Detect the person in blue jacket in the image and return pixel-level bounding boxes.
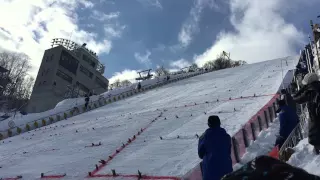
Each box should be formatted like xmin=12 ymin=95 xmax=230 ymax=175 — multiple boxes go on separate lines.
xmin=275 ymin=100 xmax=299 ymax=148
xmin=198 ymin=115 xmax=233 ymax=180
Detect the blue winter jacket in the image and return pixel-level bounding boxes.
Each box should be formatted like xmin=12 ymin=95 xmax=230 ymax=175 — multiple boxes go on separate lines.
xmin=279 ymin=105 xmax=299 ymax=138
xmin=198 ymin=127 xmax=233 ymax=180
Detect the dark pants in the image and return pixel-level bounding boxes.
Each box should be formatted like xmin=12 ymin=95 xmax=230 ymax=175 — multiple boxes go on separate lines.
xmin=314 ymin=145 xmax=320 ymax=155
xmin=85 ymin=102 xmax=88 ymax=108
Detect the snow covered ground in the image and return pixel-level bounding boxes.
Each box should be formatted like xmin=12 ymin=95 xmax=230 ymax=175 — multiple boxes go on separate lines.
xmin=0 ymin=71 xmax=197 ymax=132
xmin=234 ymin=117 xmax=280 ymax=170
xmin=288 ymin=138 xmax=320 ymax=177
xmin=0 ymin=57 xmax=296 ymax=179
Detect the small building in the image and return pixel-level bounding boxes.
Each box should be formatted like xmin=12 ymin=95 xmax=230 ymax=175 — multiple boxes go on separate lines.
xmin=27 ymin=38 xmax=109 ymax=113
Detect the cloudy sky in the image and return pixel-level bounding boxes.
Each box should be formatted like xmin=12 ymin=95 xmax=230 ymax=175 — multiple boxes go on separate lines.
xmin=0 ymin=0 xmax=319 ymax=83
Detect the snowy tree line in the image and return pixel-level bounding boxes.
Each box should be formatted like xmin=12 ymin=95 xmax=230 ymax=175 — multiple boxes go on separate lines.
xmin=202 ymin=54 xmax=247 ymax=70
xmin=109 ymin=79 xmax=133 ymax=89
xmin=111 ymin=54 xmax=247 ymax=89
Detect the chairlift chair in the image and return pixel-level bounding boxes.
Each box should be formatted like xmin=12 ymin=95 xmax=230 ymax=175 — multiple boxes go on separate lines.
xmin=135 ymin=69 xmax=153 ymax=81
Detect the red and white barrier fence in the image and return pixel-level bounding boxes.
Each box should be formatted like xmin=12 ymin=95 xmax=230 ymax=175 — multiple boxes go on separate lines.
xmin=182 ymin=94 xmax=280 ymax=180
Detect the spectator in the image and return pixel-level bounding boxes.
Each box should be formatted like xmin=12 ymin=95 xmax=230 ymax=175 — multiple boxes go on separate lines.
xmin=293 ymin=73 xmax=320 ymax=154
xmin=137 ymin=82 xmax=141 ymax=90
xmin=198 ymin=115 xmax=233 ymax=180
xmin=275 ymin=100 xmax=299 ymax=148
xmin=313 ymin=24 xmax=320 ymax=43
xmin=84 ymin=94 xmax=89 ymax=108
xmin=222 ymin=156 xmax=320 ymax=180
xmin=291 ymin=81 xmax=298 ymax=94
xmin=280 ymin=89 xmax=296 ymax=112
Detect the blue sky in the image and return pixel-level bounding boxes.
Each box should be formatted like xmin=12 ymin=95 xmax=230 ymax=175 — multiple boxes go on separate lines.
xmin=0 ymin=0 xmax=320 ymax=83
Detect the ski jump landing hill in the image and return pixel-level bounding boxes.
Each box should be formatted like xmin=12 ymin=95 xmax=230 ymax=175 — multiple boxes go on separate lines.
xmin=0 ymin=57 xmax=296 ymax=180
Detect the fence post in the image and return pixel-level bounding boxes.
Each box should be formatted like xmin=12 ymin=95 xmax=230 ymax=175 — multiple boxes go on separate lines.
xmin=250 ymin=122 xmax=257 ymax=141
xmin=276 ymin=98 xmax=280 ymax=106
xmin=273 ymin=102 xmax=278 ymax=117
xmin=242 ymin=128 xmax=249 ymax=147
xmin=232 ymin=137 xmax=240 ymax=163
xmin=257 ymin=116 xmax=263 ymax=131
xmin=264 ymin=111 xmax=269 ymax=128
xmin=268 ymin=107 xmax=274 ymax=122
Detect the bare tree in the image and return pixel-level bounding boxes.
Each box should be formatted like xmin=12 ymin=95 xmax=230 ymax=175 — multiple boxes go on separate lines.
xmin=155 ymin=66 xmax=169 ymax=77
xmin=0 ymin=51 xmax=31 ymax=96
xmin=202 ymin=55 xmax=247 ymax=71
xmin=202 ymin=60 xmax=215 ymax=69
xmin=19 ymin=76 xmax=34 ymax=99
xmin=0 ymin=51 xmax=34 ymax=110
xmin=112 ymin=79 xmax=121 ymax=88
xmin=189 ymin=63 xmax=198 ymax=71
xmin=120 ymin=79 xmax=132 ymax=87
xmin=214 ymin=56 xmax=232 ymax=70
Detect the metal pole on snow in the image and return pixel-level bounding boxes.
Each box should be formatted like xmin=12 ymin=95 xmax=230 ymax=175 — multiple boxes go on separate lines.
xmin=304 ymin=49 xmax=311 ymax=73
xmin=308 ymin=35 xmax=317 ymax=70
xmin=306 ymin=49 xmax=313 ymax=73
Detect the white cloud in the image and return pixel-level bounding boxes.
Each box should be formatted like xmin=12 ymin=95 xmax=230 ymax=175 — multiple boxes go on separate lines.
xmin=108 ymin=69 xmax=140 ymax=84
xmin=104 ymin=24 xmax=126 ymax=38
xmin=0 ymin=0 xmax=112 ymax=78
xmin=170 ymin=59 xmax=191 ymax=69
xmin=100 ymin=0 xmax=115 ymax=5
xmin=86 ymin=24 xmax=95 ymax=28
xmin=79 ymin=0 xmax=94 ymax=8
xmin=178 ymin=0 xmax=217 ymax=47
xmin=194 ymin=0 xmax=307 ymax=67
xmin=91 ymin=10 xmax=120 ymax=22
xmin=134 ymin=50 xmax=152 ymax=67
xmin=178 ymin=29 xmax=192 ymax=48
xmin=137 ymin=0 xmax=162 ymax=9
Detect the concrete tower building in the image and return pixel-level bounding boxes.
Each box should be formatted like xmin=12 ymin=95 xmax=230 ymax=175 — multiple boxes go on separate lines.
xmin=27 ymin=38 xmax=109 ymax=113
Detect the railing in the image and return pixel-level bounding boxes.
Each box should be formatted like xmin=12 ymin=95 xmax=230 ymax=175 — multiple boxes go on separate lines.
xmin=182 ymin=76 xmax=300 ymax=179
xmin=182 ymin=94 xmax=281 ymax=180
xmin=278 ymin=106 xmax=308 ymax=161
xmin=0 ymin=70 xmax=210 ymax=140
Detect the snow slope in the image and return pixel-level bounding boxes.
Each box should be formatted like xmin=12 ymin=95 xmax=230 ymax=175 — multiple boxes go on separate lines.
xmin=0 ymin=57 xmax=296 ymax=179
xmin=0 ymin=72 xmax=194 ymax=132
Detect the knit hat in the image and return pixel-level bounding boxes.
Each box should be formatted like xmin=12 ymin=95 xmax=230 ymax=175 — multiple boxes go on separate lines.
xmin=302 ymin=73 xmax=319 ymax=85
xmin=280 ymin=89 xmax=286 ymax=94
xmin=208 ymin=115 xmax=221 ymax=127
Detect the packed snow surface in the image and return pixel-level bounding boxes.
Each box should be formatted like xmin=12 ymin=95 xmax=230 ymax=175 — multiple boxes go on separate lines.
xmin=233 ymin=118 xmax=280 ymax=170
xmin=0 ymin=57 xmax=296 ymax=179
xmin=288 ymin=138 xmax=320 ymax=177
xmin=0 ymin=72 xmax=192 ymax=132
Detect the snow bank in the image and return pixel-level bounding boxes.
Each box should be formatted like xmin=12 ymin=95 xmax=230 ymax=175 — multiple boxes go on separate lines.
xmin=234 ymin=118 xmax=280 ymax=170
xmin=288 ymin=138 xmax=320 ymax=176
